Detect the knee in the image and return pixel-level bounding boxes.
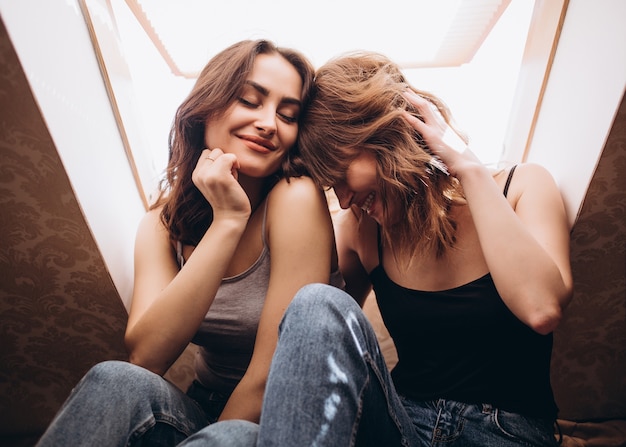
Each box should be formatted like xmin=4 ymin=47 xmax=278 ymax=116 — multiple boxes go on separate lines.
xmin=87 ymin=360 xmax=141 ymax=378
xmin=281 ymin=284 xmax=363 ymax=335
xmin=289 ymin=283 xmax=358 ymax=317
xmin=278 ymin=285 xmax=379 ymax=367
xmin=82 ymin=360 xmax=153 ymax=390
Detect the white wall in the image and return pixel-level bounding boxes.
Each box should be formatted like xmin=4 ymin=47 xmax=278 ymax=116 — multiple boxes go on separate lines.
xmin=0 ymin=0 xmax=147 ymax=309
xmin=525 ymin=0 xmax=626 ymax=225
xmin=1 ymin=0 xmax=624 ymax=301
xmin=404 ymin=0 xmax=534 ymax=167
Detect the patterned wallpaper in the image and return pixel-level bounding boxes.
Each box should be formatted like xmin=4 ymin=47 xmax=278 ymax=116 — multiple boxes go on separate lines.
xmin=0 ymin=17 xmax=128 ymax=443
xmin=0 ymin=13 xmax=624 ymax=447
xmin=550 ymin=91 xmax=626 ymax=421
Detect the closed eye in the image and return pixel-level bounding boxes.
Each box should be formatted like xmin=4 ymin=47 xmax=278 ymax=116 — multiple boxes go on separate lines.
xmin=239 ymin=97 xmax=299 ymax=124
xmin=238 ymin=97 xmax=258 ymax=108
xmin=278 ymin=111 xmax=298 ymax=123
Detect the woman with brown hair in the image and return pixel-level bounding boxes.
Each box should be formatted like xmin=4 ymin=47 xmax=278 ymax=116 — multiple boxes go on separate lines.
xmin=36 ymin=39 xmax=341 ymax=447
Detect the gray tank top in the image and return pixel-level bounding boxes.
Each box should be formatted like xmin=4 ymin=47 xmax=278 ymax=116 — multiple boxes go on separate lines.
xmin=177 ymin=201 xmax=344 ymax=394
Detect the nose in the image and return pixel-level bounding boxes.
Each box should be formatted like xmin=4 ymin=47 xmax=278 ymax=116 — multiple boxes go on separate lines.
xmin=255 ymin=107 xmax=277 ymax=137
xmin=333 ymin=184 xmax=353 ymax=209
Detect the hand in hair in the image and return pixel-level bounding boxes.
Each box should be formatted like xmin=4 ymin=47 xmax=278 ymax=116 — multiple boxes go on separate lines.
xmin=402 ymin=89 xmax=480 ymax=177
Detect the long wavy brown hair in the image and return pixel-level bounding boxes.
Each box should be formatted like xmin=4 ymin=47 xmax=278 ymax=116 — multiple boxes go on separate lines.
xmin=298 ymin=51 xmax=466 ymax=259
xmin=151 ymin=40 xmax=315 ymax=246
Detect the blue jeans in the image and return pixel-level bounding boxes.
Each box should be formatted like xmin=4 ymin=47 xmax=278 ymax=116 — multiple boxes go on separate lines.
xmin=35 ymin=360 xmax=216 ymax=447
xmin=182 ymin=283 xmax=558 ymax=446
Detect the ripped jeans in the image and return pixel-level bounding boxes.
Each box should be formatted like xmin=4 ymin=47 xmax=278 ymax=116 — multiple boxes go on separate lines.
xmin=180 ymin=283 xmax=558 ymax=447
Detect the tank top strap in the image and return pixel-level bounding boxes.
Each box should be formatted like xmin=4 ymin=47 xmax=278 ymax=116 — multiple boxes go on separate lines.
xmin=376 ymin=225 xmax=384 ymax=265
xmin=261 ymin=197 xmax=270 ymax=248
xmin=503 ymin=165 xmax=518 ymax=198
xmin=176 ymin=240 xmax=185 ymax=268
xmin=374 ymin=165 xmax=518 ymax=266
xmin=176 ymin=198 xmax=270 ymax=270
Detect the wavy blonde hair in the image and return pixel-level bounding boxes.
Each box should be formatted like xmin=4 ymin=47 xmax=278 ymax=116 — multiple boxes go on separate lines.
xmin=298 ymin=51 xmax=466 ymax=258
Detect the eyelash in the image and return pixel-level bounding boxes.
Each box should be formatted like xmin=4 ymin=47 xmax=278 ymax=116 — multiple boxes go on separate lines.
xmin=238 ymin=98 xmax=298 ymax=124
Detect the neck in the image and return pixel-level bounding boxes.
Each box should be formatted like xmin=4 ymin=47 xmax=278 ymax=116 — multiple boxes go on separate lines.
xmin=239 ymin=173 xmax=272 ymax=213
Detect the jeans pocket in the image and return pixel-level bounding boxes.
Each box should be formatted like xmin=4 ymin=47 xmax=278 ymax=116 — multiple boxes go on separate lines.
xmin=493 ymin=408 xmax=557 ymax=446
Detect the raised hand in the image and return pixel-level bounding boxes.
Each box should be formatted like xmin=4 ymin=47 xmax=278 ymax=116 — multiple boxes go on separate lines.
xmin=401 ymin=89 xmax=480 ymax=177
xmin=192 ymin=148 xmax=252 ymax=222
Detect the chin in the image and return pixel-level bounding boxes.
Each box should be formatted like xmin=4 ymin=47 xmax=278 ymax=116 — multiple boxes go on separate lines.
xmin=241 ymin=159 xmax=282 ymax=177
xmin=239 ymin=160 xmax=279 ymax=176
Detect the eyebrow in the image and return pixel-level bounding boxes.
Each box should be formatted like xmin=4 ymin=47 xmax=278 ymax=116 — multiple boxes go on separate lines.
xmin=244 ymin=80 xmax=302 ymax=107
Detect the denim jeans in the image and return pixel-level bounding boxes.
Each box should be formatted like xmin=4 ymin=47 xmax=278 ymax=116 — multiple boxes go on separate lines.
xmin=181 ymin=283 xmax=558 ymax=447
xmin=178 ymin=420 xmax=260 ymax=446
xmin=35 ymin=360 xmax=214 ymax=447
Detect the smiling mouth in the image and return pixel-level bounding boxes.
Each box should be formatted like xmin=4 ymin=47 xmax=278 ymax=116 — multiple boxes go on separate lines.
xmin=360 ymin=192 xmax=375 ymax=212
xmin=240 ymin=135 xmax=276 ymax=152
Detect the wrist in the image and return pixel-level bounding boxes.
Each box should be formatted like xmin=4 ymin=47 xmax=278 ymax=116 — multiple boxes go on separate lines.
xmin=208 ymin=214 xmax=249 ymax=236
xmin=454 ymin=161 xmax=489 ymax=186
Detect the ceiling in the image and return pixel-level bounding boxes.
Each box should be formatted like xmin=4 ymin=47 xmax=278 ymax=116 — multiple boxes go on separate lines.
xmin=123 ymin=0 xmax=512 ymax=78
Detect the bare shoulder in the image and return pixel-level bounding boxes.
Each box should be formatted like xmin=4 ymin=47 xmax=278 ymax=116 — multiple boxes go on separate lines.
xmin=512 ymin=162 xmax=556 ymax=182
xmin=333 ymin=208 xmax=360 ymax=252
xmin=139 ymin=206 xmax=163 ymax=225
xmin=265 ymin=177 xmax=336 ymax=260
xmin=270 ymin=176 xmax=321 ymax=197
xmin=135 ymin=206 xmax=171 ymax=253
xmin=267 ymin=177 xmax=327 ymax=213
xmin=136 ymin=207 xmax=166 ymax=236
xmin=503 ymin=163 xmax=569 ymax=225
xmin=499 ymin=163 xmax=560 ymax=203
xmin=334 ymin=207 xmax=378 ymax=237
xmin=265 ymin=177 xmax=332 ymax=245
xmin=334 ymin=208 xmax=377 ymax=260
xmin=334 ymin=207 xmax=360 ymax=231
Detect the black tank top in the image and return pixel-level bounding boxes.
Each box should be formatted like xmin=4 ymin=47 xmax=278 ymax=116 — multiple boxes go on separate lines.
xmin=370 ymin=166 xmax=558 ymax=419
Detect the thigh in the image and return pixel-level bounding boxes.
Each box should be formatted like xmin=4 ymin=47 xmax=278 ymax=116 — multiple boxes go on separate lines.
xmin=108 ymin=362 xmax=210 ymax=446
xmin=177 ymin=420 xmax=259 ymax=447
xmin=259 ymin=284 xmax=422 ymax=447
xmin=37 ymin=361 xmax=210 ymax=447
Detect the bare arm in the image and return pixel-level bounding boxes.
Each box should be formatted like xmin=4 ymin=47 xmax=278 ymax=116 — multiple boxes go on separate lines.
xmin=125 ymin=149 xmax=250 ymax=374
xmin=218 ymin=177 xmax=337 ymax=422
xmin=403 ymin=91 xmax=573 ymax=334
xmin=458 ymin=162 xmax=573 ymax=334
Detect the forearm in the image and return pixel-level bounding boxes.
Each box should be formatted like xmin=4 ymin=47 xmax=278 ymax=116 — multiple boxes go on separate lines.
xmin=401 ymin=91 xmax=571 ymax=332
xmin=456 ymin=163 xmax=571 ymax=333
xmin=126 ymin=217 xmax=247 ymax=374
xmin=218 ymin=377 xmax=264 ymax=423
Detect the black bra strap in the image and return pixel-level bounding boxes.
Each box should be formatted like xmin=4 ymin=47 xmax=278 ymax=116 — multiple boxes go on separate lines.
xmin=376 ymin=225 xmax=384 ymax=264
xmin=375 ymin=165 xmax=517 ymax=265
xmin=503 ymin=165 xmax=518 ymax=198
